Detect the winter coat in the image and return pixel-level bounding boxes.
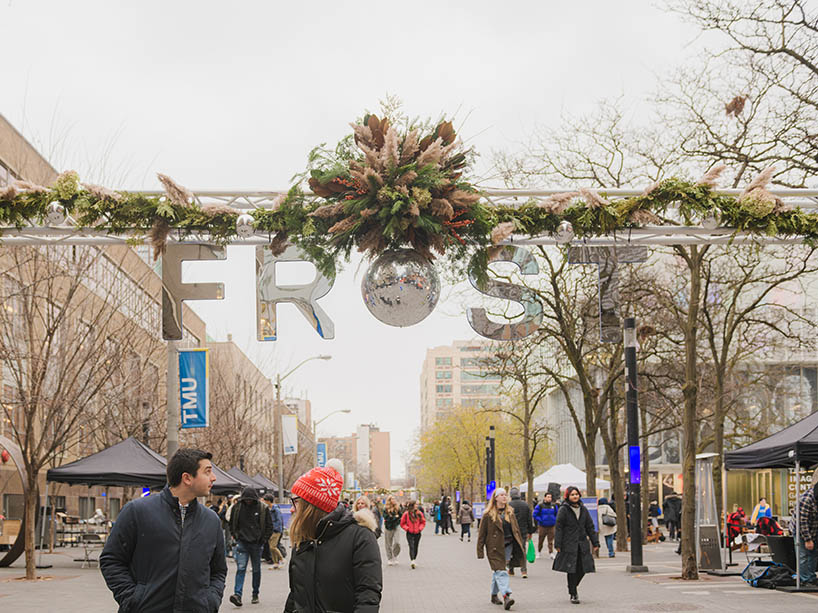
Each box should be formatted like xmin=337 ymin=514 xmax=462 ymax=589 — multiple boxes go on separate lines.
xmin=383 ymin=509 xmax=402 ymax=531
xmin=229 ymin=493 xmax=274 ymax=545
xmin=400 ymin=510 xmax=426 ymax=534
xmin=476 ymin=508 xmax=525 ymax=572
xmin=533 ymin=502 xmax=558 ymax=528
xmin=269 ymin=504 xmax=284 ymax=534
xmin=284 ymin=505 xmax=382 ymax=613
xmin=458 ymin=504 xmax=474 ymax=525
xmin=99 ymin=487 xmax=226 ymax=613
xmin=597 ymin=503 xmax=617 ymax=538
xmin=662 ymin=495 xmax=681 ymax=523
xmin=509 ymin=495 xmax=535 ymax=536
xmin=552 ymin=503 xmax=599 ymax=575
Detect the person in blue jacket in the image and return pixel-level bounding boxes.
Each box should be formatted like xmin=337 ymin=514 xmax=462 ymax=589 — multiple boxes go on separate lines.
xmin=533 ymin=492 xmax=559 ymax=559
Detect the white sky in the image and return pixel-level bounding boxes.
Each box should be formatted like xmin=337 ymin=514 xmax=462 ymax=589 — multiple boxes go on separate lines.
xmin=0 ymin=1 xmax=701 ymax=478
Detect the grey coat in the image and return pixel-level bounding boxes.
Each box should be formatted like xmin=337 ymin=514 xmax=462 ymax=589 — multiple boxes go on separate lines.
xmin=552 ymin=503 xmax=599 ymax=575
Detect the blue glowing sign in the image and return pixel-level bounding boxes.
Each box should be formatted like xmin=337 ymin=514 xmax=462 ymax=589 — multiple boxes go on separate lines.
xmin=629 ymin=445 xmax=641 ymax=484
xmin=486 ymin=480 xmax=496 ymax=501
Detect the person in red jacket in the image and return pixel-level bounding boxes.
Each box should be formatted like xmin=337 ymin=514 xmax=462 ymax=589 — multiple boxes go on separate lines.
xmin=400 ymin=500 xmax=427 ymax=569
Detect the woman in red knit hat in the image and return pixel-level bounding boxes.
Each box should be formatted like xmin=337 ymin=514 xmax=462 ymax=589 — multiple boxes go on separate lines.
xmin=283 ymin=463 xmax=382 ymax=612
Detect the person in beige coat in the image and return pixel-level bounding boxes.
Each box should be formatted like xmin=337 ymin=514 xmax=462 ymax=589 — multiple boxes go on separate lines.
xmin=477 ymin=488 xmax=525 ymax=610
xmin=597 ymin=497 xmax=617 ymax=558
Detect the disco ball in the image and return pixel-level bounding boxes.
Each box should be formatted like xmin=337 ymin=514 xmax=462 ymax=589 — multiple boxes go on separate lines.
xmin=361 ymin=249 xmax=441 ymax=327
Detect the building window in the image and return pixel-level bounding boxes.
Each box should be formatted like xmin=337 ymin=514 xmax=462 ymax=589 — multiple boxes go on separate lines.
xmin=462 ymin=384 xmax=497 ymax=395
xmin=435 ymin=371 xmax=452 ymax=379
xmin=78 ymin=496 xmax=96 ymax=520
xmin=2 ymin=493 xmax=24 ymax=520
xmin=459 ymin=346 xmax=483 ymax=352
xmin=460 ymin=357 xmax=482 ymax=368
xmin=435 ymin=357 xmax=452 ymax=366
xmin=436 ymin=384 xmax=452 ymax=393
xmin=462 ymin=371 xmax=501 ymax=381
xmin=109 ymin=498 xmax=122 ymax=519
xmin=436 ymin=397 xmax=453 ymax=407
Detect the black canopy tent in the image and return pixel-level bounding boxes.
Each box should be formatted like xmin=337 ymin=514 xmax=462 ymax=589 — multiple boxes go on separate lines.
xmin=46 ymin=436 xmax=245 ymax=495
xmin=724 ymin=410 xmax=818 ymax=591
xmin=252 ymin=473 xmax=282 ymax=496
xmin=226 ymin=466 xmax=268 ymax=494
xmin=724 ymin=410 xmax=818 ymax=470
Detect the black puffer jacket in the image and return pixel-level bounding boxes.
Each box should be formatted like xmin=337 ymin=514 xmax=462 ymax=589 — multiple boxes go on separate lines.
xmin=284 ymin=504 xmax=382 ymax=613
xmin=509 ymin=494 xmax=535 ymax=536
xmin=100 ymin=487 xmax=226 ymax=612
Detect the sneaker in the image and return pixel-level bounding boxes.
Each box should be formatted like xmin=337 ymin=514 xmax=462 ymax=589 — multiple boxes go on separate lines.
xmin=503 ymin=594 xmax=515 ymax=610
xmin=570 ymin=594 xmax=580 ymax=604
xmin=468 ymin=537 xmax=471 ymax=542
xmin=508 ymin=568 xmax=515 ymax=576
xmin=251 ymin=595 xmax=259 ymax=604
xmin=521 ymin=572 xmax=528 ymax=579
xmin=460 ymin=536 xmax=463 ymax=541
xmin=229 ymin=594 xmax=242 ymax=607
xmin=410 ymin=561 xmax=416 ymax=569
xmin=550 ymin=552 xmax=556 ymax=560
xmin=536 ymin=553 xmax=541 ymax=559
xmin=491 ymin=594 xmax=503 ymax=605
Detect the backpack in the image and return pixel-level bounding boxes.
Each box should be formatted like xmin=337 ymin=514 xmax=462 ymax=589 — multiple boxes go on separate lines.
xmin=741 ymin=560 xmax=795 ymax=589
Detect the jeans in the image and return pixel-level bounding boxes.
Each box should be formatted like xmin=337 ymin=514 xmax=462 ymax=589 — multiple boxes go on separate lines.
xmin=434 ymin=520 xmax=441 ymax=534
xmin=461 ymin=524 xmax=471 ymax=539
xmin=491 ymin=543 xmax=513 ymax=596
xmin=234 ymin=541 xmax=263 ymax=598
xmin=406 ymin=531 xmax=422 ymax=560
xmin=604 ymin=534 xmax=615 ymax=557
xmin=798 ymin=538 xmax=818 ymax=583
xmin=384 ymin=527 xmax=400 ymax=561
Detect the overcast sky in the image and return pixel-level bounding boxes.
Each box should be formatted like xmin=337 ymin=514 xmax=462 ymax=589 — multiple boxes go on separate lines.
xmin=0 ymin=2 xmax=701 ymax=478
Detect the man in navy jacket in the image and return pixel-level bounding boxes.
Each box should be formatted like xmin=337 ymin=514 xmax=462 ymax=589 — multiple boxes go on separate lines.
xmin=100 ymin=448 xmax=226 ymax=612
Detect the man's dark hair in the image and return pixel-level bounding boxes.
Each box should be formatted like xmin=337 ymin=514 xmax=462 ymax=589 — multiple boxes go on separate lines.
xmin=167 ymin=448 xmax=212 ymax=487
xmin=263 ymin=493 xmax=276 ymax=503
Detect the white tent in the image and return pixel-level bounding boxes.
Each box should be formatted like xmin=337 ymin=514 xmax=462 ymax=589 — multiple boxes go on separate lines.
xmin=518 ymin=463 xmax=610 ymax=494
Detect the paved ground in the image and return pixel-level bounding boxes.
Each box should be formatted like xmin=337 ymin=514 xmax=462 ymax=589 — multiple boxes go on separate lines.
xmin=1 ymin=526 xmax=817 ymax=611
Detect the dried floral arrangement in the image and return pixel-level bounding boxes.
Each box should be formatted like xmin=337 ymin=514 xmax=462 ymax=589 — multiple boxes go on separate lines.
xmin=1 ymin=117 xmax=817 ymax=281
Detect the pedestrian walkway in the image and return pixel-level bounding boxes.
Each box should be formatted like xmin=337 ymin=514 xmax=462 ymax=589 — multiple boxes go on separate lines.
xmin=1 ymin=525 xmax=817 ymax=611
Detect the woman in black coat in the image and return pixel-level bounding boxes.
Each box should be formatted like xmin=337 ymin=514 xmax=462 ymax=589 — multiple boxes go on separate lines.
xmin=553 ymin=486 xmax=599 ymax=604
xmin=284 ymin=466 xmax=382 ymax=612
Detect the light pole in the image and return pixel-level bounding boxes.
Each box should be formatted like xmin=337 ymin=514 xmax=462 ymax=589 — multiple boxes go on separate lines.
xmin=274 ymin=355 xmax=331 ymax=504
xmin=313 ymin=409 xmax=352 ymax=465
xmin=624 ymin=317 xmax=648 ymax=573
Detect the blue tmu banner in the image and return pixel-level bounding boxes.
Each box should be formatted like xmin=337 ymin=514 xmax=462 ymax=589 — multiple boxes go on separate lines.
xmin=316 ymin=443 xmax=327 ymax=467
xmin=179 ymin=348 xmax=209 ymax=429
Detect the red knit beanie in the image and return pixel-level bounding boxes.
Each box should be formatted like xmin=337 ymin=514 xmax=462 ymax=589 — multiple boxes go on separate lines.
xmin=291 ymin=466 xmax=343 ymax=513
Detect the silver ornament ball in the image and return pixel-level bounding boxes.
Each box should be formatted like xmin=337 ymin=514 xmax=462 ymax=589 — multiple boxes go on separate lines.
xmin=361 ymin=249 xmax=441 ymax=327
xmin=236 ymin=213 xmax=255 ymax=238
xmin=45 ymin=201 xmax=66 ymax=226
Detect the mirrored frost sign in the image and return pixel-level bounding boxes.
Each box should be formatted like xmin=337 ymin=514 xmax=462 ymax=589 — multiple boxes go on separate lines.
xmin=179 ymin=348 xmax=209 ymax=428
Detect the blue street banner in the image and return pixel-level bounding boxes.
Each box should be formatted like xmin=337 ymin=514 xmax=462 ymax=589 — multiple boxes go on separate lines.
xmin=316 ymin=443 xmax=327 ymax=467
xmin=582 ymin=497 xmax=599 ymax=532
xmin=179 ymin=348 xmax=209 ymax=429
xmin=486 ymin=480 xmax=496 ymax=501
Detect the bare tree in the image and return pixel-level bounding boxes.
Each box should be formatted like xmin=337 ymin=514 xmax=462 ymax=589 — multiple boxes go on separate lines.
xmin=0 ymin=245 xmax=158 ymax=579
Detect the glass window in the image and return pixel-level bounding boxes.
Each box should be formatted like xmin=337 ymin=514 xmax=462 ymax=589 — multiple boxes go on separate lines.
xmin=462 ymin=371 xmax=501 ymax=381
xmin=460 ymin=357 xmax=482 ymax=368
xmin=78 ymin=496 xmax=96 ymax=519
xmin=459 ymin=346 xmax=483 ymax=352
xmin=435 ymin=371 xmax=452 ymax=379
xmin=436 ymin=397 xmax=453 ymax=407
xmin=2 ymin=493 xmax=24 ymax=520
xmin=436 ymin=384 xmax=452 ymax=393
xmin=434 ymin=357 xmax=452 ymax=366
xmin=462 ymin=384 xmax=497 ymax=395
xmin=47 ymin=495 xmax=67 ymax=511
xmin=109 ymin=498 xmax=122 ymax=519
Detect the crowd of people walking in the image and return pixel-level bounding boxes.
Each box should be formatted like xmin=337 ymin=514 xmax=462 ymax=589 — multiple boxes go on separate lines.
xmin=98 ymin=446 xmax=631 ymax=611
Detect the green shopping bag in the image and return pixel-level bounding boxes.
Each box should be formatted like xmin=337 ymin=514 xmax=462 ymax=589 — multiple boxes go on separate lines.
xmin=526 ymin=538 xmax=536 ymax=563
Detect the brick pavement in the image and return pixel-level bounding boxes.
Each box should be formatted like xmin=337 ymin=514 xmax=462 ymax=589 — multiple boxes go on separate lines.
xmin=1 ymin=524 xmax=817 ymax=611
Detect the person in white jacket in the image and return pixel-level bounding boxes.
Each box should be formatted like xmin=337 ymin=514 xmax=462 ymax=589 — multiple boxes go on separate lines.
xmin=597 ymin=498 xmax=617 ymax=558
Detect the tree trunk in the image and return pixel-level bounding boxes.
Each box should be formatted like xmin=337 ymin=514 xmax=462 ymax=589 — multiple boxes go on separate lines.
xmin=24 ymin=475 xmax=38 ymax=580
xmin=680 ymin=246 xmax=702 ymax=580
xmin=584 ymin=430 xmax=598 ymax=498
xmin=712 ymin=385 xmax=725 ymax=521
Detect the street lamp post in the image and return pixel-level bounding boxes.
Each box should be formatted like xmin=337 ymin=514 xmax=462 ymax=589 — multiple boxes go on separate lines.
xmin=274 ymin=354 xmax=331 ymax=504
xmin=312 ymin=409 xmax=352 ymax=465
xmin=624 ymin=317 xmax=648 ymax=573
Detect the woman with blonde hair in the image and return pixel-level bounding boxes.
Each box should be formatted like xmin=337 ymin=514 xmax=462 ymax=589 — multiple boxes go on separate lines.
xmin=354 ymin=495 xmax=383 ymax=539
xmin=477 ymin=488 xmax=524 ymax=610
xmin=382 ymin=495 xmax=402 ymax=565
xmin=284 ymin=466 xmax=382 ymax=612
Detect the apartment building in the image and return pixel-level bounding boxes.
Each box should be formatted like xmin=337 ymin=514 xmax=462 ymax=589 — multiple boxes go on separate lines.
xmin=320 ymin=424 xmax=391 ymax=490
xmin=419 ymin=340 xmax=502 ymax=432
